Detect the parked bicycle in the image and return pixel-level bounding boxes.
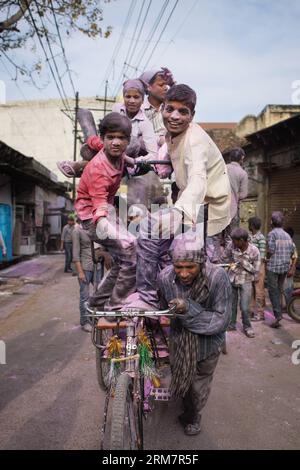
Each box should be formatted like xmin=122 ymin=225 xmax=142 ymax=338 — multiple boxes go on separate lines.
xmin=287 ymin=288 xmax=300 ymax=322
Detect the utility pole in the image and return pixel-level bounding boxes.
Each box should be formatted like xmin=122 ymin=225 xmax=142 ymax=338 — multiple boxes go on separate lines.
xmin=104 ymin=80 xmax=108 ymax=117
xmin=95 ymin=81 xmax=115 ymax=118
xmin=72 ymin=91 xmax=79 ymax=202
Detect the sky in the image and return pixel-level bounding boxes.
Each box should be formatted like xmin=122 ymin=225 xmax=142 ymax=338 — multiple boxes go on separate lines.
xmin=0 ymin=0 xmax=300 ymax=122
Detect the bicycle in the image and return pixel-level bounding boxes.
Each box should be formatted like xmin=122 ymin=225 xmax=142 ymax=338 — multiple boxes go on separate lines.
xmin=86 ymin=305 xmax=176 ymax=450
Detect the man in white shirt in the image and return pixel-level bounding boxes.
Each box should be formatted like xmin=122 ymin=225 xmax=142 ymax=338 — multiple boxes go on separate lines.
xmin=134 ymin=84 xmax=231 ymax=307
xmin=226 ymin=147 xmax=248 ymax=230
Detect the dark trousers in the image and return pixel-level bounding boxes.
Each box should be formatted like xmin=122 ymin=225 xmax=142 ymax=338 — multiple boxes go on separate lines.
xmin=78 ymin=269 xmax=103 ymax=325
xmin=267 ymin=270 xmax=287 ymax=319
xmin=230 ymin=282 xmax=252 ymax=330
xmin=136 ymin=236 xmax=172 ymax=307
xmin=182 ymin=352 xmax=220 ymax=424
xmin=64 ymin=242 xmax=73 ymax=272
xmin=82 ymin=218 xmax=136 ymax=310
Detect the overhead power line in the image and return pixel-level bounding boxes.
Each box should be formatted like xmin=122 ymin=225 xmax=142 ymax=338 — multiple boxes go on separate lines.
xmin=98 ymin=0 xmax=138 ymax=95
xmin=141 ymin=0 xmax=180 ymax=71
xmin=26 ymin=2 xmax=73 ymax=120
xmin=112 ymin=0 xmax=170 ymax=97
xmin=33 ymin=0 xmax=73 ymax=117
xmin=49 ymin=0 xmax=76 ymax=97
xmin=130 ymin=0 xmax=170 ymax=73
xmin=152 ymin=0 xmax=197 ymax=66
xmin=126 ymin=0 xmax=153 ymax=68
xmin=121 ymin=0 xmax=147 ymax=82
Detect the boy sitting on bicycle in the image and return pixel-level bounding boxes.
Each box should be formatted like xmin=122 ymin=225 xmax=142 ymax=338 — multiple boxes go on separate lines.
xmin=75 ymin=112 xmax=137 ymax=310
xmin=134 ymin=84 xmax=231 ymax=309
xmin=157 ymin=231 xmax=231 ymax=436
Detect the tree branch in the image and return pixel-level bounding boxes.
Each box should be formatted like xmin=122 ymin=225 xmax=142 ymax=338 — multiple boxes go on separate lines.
xmin=0 ymin=0 xmax=34 ymax=33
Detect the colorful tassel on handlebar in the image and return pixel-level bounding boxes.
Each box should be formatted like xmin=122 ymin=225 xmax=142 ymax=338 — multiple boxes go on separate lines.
xmin=107 ymin=335 xmax=122 ymax=390
xmin=138 ymin=331 xmax=161 ymax=387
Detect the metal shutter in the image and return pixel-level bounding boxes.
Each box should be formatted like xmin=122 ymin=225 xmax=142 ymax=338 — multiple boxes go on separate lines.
xmin=268 ymin=166 xmax=300 ymax=253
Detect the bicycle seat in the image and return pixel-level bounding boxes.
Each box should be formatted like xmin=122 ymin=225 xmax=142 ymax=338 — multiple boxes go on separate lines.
xmin=96 ymin=317 xmax=128 ymax=330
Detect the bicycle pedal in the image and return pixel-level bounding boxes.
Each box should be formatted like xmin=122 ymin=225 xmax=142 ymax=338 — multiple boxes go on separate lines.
xmin=151 ymin=387 xmax=171 ymax=401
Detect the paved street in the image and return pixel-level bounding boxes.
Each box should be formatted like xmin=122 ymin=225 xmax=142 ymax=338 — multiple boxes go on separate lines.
xmin=0 ymin=255 xmax=300 ymax=450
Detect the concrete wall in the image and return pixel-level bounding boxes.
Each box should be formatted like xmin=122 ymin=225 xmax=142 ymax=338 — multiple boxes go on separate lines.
xmin=235 ymin=115 xmax=257 ymax=138
xmin=240 ymin=146 xmax=268 ymax=231
xmin=0 ymin=97 xmax=113 ymax=182
xmin=236 ymin=105 xmax=300 ymax=138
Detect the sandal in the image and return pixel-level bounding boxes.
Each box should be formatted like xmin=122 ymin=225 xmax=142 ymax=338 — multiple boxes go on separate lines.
xmin=244 ymin=328 xmax=255 ymax=338
xmin=57 ymin=160 xmax=77 ymax=178
xmin=270 ymin=319 xmax=281 ymax=328
xmin=184 ymin=421 xmax=202 ymax=436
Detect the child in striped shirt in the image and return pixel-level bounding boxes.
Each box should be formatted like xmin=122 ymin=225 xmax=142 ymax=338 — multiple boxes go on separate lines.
xmin=248 ymin=216 xmax=266 ymax=321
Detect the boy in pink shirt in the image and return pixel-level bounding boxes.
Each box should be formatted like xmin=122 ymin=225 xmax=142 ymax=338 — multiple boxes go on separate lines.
xmin=75 ymin=112 xmax=137 ymax=310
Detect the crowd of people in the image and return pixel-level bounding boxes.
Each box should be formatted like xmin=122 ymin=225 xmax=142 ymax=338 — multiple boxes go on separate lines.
xmin=58 ymin=67 xmax=298 ymax=436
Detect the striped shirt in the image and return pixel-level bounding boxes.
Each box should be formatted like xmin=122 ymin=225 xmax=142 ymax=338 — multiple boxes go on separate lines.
xmin=267 ymin=228 xmax=294 ymax=273
xmin=223 ymin=242 xmax=261 ymax=284
xmin=157 ymin=262 xmax=232 ymax=361
xmin=292 ymin=242 xmax=298 ymax=261
xmin=143 ymin=96 xmax=166 ymax=137
xmin=249 ymin=231 xmax=266 ymax=260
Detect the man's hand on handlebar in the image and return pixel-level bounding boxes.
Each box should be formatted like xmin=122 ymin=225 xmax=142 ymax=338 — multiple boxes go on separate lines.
xmin=168 ymin=298 xmax=188 ymax=315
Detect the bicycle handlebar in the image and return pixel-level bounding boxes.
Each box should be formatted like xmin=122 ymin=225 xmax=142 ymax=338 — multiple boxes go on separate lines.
xmin=135 ymin=160 xmax=172 ymax=165
xmin=216 ymin=263 xmax=237 ymax=269
xmin=85 ymin=304 xmax=176 ymax=318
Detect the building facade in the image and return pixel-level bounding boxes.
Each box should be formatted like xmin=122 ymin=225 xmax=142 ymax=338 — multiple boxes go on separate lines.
xmin=221 ymin=114 xmax=300 ymax=254
xmin=0 ymin=141 xmax=72 ymax=264
xmin=0 ymin=96 xmax=113 ymax=183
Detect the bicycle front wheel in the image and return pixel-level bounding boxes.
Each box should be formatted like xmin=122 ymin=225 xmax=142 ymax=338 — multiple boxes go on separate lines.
xmin=95 ymin=328 xmax=111 ymax=391
xmin=110 ymin=373 xmax=143 ymax=450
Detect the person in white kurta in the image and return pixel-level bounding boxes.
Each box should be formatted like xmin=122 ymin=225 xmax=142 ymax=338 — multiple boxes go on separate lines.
xmin=133 ymin=84 xmax=231 ymax=308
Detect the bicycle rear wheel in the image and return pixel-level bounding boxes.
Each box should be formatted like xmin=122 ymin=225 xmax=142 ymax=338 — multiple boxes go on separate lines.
xmin=287 ymin=297 xmax=300 ymax=322
xmin=110 ymin=373 xmax=143 ymax=450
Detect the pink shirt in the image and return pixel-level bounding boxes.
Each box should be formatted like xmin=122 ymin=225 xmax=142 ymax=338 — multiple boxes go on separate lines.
xmin=75 ymin=149 xmax=124 ymax=224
